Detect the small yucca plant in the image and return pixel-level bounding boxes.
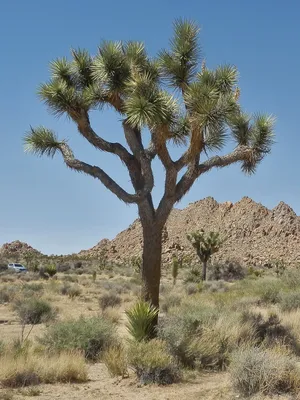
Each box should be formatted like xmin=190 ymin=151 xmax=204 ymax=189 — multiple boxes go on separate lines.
xmin=126 ymin=301 xmax=159 ymax=342
xmin=44 ymin=264 xmax=57 ymax=277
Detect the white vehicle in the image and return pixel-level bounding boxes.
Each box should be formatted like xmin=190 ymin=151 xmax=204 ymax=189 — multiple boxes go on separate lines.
xmin=7 ymin=263 xmax=27 ymax=273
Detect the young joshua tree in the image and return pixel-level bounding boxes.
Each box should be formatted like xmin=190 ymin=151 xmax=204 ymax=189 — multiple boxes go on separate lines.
xmin=187 ymin=230 xmax=222 ymax=280
xmin=24 ymin=20 xmax=274 ymax=322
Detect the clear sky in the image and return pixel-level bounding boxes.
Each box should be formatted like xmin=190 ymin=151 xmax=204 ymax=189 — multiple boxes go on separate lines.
xmin=0 ymin=0 xmax=299 ymax=255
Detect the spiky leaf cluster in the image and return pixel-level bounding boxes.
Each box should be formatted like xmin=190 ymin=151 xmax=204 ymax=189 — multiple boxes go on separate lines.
xmin=24 ymin=127 xmax=62 ymax=157
xmin=27 ymin=19 xmax=275 ymax=178
xmin=187 ymin=230 xmax=223 ymax=263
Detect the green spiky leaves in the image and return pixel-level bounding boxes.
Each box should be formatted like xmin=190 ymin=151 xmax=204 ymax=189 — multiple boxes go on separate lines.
xmin=24 ymin=127 xmax=62 ymax=158
xmin=229 ymin=113 xmax=275 ymax=174
xmin=159 ymin=19 xmax=200 ymax=89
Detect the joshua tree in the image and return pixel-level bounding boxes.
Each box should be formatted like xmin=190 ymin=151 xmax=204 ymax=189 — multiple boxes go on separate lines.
xmin=24 ymin=20 xmax=274 ymax=319
xmin=187 ymin=230 xmax=222 ymax=280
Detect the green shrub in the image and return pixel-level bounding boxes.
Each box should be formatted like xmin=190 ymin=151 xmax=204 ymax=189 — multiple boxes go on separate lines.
xmin=280 ymin=291 xmax=300 ymax=312
xmin=40 ymin=317 xmax=117 ymax=361
xmin=230 ymin=346 xmax=300 ymax=396
xmin=44 ymin=264 xmax=57 ymax=277
xmin=99 ymin=293 xmax=122 ymax=311
xmin=14 ymin=298 xmax=56 ymax=325
xmin=161 ymin=293 xmax=182 ymax=313
xmin=126 ymin=301 xmax=159 ymax=342
xmin=158 ymin=303 xmax=219 ymax=367
xmin=184 ymin=266 xmax=202 ymax=283
xmin=209 ymin=260 xmax=246 ymax=281
xmin=282 ymin=269 xmax=300 ymax=289
xmin=128 ymin=339 xmax=180 ymax=385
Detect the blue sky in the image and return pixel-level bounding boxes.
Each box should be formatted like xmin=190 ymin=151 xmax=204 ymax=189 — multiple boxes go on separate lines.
xmin=0 ymin=0 xmax=299 ymax=254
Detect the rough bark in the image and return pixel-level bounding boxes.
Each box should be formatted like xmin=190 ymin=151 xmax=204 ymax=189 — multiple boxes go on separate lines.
xmin=140 ymin=222 xmax=163 ymax=310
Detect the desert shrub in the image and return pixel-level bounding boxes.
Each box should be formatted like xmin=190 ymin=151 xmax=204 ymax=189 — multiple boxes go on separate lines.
xmin=22 ymin=283 xmax=43 ymax=292
xmin=73 ymin=261 xmax=83 ymax=269
xmin=99 ymin=293 xmax=122 ymax=311
xmin=209 ymin=260 xmax=246 ymax=281
xmin=0 ymin=286 xmax=17 ymax=304
xmin=44 ymin=264 xmax=57 ymax=277
xmin=230 ymin=346 xmax=300 ymax=396
xmin=240 ymin=311 xmax=298 ymax=352
xmin=102 ymin=307 xmax=121 ymax=324
xmin=185 ymin=283 xmax=199 ymax=295
xmin=187 ymin=316 xmax=241 ymax=371
xmin=128 ymin=339 xmax=180 ymax=385
xmin=14 ymin=298 xmax=56 ymax=325
xmin=61 ymin=275 xmax=78 ymax=283
xmin=280 ymin=291 xmax=300 ymax=312
xmin=161 ymin=293 xmax=182 ymax=313
xmin=203 ymin=280 xmax=228 ymax=293
xmin=56 ymin=263 xmax=71 ymax=272
xmin=253 ymin=278 xmax=282 ymax=304
xmin=60 ymin=283 xmax=81 ymax=298
xmin=158 ymin=302 xmax=220 ymax=367
xmin=103 ymin=345 xmax=128 ymax=377
xmin=126 ymin=301 xmax=159 ymax=342
xmin=0 ymin=352 xmax=87 ymax=387
xmin=21 ymin=283 xmax=44 ymax=298
xmin=184 ymin=266 xmax=202 ymax=283
xmin=282 ymin=268 xmax=300 ymax=289
xmin=40 ymin=317 xmax=117 ymax=361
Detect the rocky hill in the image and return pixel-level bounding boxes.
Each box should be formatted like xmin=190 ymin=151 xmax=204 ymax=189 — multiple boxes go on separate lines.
xmin=79 ymin=197 xmax=300 ymax=266
xmin=0 ymin=240 xmax=42 ymax=260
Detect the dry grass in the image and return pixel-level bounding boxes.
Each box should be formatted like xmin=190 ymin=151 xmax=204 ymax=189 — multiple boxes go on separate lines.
xmin=231 ymin=346 xmax=300 ymax=396
xmin=0 ymin=351 xmax=88 ymax=387
xmin=103 ymin=345 xmax=128 ymax=377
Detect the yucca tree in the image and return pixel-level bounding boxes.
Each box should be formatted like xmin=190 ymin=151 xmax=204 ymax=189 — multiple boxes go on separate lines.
xmin=24 ymin=20 xmax=274 ymax=321
xmin=187 ymin=230 xmax=222 ymax=280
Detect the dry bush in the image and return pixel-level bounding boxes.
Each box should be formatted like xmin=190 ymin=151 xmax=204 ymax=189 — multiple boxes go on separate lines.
xmin=60 ymin=283 xmax=82 ymax=298
xmin=0 ymin=351 xmax=87 ymax=387
xmin=99 ymin=293 xmax=122 ymax=311
xmin=230 ymin=346 xmax=300 ymax=396
xmin=102 ymin=307 xmax=121 ymax=324
xmin=185 ymin=283 xmax=199 ymax=295
xmin=203 ymin=280 xmax=228 ymax=293
xmin=128 ymin=339 xmax=180 ymax=385
xmin=103 ymin=345 xmax=128 ymax=377
xmin=209 ymin=260 xmax=246 ymax=281
xmin=0 ymin=286 xmax=17 ymax=304
xmin=13 ymin=297 xmax=57 ymax=325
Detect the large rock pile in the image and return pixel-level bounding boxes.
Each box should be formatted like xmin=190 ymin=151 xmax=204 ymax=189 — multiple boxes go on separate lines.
xmin=79 ymin=197 xmax=300 ymax=266
xmin=0 ymin=240 xmax=42 ymax=260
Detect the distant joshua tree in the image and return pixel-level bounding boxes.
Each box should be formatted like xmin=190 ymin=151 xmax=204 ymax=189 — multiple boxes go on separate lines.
xmin=187 ymin=230 xmax=223 ymax=280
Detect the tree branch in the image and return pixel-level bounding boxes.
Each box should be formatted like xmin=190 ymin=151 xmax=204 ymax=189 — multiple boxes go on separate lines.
xmin=73 ymin=110 xmax=133 ymax=165
xmin=58 ymin=142 xmax=151 ymax=204
xmin=174 ymin=146 xmax=253 ymax=203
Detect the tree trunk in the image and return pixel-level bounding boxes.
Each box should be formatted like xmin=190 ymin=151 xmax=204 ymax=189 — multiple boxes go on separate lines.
xmin=202 ymin=261 xmax=208 ymax=281
xmin=141 ymin=223 xmax=163 ymax=310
